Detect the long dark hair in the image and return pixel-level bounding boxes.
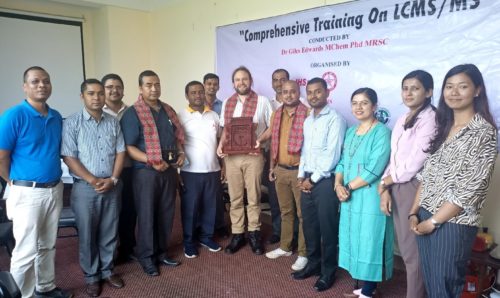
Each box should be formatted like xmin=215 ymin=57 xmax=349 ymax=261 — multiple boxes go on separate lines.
xmin=402 ymin=70 xmax=435 ymax=130
xmin=427 ymin=64 xmax=496 ymax=154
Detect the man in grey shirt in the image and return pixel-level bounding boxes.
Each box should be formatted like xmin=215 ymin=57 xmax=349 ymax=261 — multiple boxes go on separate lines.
xmin=61 ymin=79 xmax=125 ymax=297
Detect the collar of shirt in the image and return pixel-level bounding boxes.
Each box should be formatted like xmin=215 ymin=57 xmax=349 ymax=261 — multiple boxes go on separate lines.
xmin=103 ymin=103 xmax=127 ymax=117
xmin=82 ymin=108 xmax=106 ymax=122
xmin=22 ymin=99 xmax=55 ymax=119
xmin=187 ymin=105 xmax=210 ymax=113
xmin=311 ymin=105 xmax=331 ymax=119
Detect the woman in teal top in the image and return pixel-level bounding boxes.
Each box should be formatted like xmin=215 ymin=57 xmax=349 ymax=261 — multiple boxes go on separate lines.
xmin=334 ymin=88 xmax=393 ymax=298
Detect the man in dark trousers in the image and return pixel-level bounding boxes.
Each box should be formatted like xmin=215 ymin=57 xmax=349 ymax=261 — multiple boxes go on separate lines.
xmin=292 ymin=78 xmax=346 ymax=292
xmin=120 ymin=70 xmax=185 ymax=276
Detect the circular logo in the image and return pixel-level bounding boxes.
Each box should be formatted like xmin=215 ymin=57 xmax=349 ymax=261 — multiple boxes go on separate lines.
xmin=322 ymin=71 xmax=337 ymax=91
xmin=375 ymin=107 xmax=390 ymax=124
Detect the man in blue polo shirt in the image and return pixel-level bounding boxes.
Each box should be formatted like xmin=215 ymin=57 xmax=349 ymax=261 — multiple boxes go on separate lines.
xmin=0 ymin=66 xmax=72 ymax=298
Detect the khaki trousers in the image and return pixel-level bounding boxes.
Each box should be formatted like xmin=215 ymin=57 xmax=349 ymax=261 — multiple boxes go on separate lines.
xmin=274 ymin=166 xmax=306 ymax=256
xmin=225 ymin=154 xmax=264 ymax=233
xmin=391 ymin=178 xmax=426 ymax=298
xmin=7 ymin=182 xmax=63 ymax=298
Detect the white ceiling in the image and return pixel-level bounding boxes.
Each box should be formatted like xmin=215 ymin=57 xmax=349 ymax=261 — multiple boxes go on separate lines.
xmin=49 ymin=0 xmax=179 ymax=12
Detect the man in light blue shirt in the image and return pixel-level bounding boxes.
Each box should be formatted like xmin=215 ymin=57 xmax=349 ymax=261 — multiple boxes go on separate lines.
xmin=292 ymin=77 xmax=346 ymax=293
xmin=61 ymin=79 xmax=125 ymax=297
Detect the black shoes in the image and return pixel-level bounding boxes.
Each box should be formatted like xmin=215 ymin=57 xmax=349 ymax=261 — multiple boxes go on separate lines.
xmin=215 ymin=226 xmax=230 ymax=238
xmin=291 ymin=265 xmax=321 ymax=280
xmin=224 ymin=233 xmax=246 ymax=254
xmin=115 ymin=253 xmax=137 ymax=265
xmin=313 ymin=275 xmax=335 ymax=292
xmin=34 ymin=288 xmax=73 ymax=298
xmin=248 ymin=231 xmax=264 ymax=255
xmin=224 ymin=232 xmax=264 ymax=255
xmin=142 ymin=265 xmax=159 ymax=276
xmin=158 ymin=257 xmax=181 ymax=267
xmin=266 ymin=234 xmax=280 ymax=245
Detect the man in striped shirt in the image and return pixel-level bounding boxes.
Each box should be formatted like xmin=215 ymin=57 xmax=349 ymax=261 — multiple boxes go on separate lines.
xmin=61 ymin=79 xmax=126 ymax=297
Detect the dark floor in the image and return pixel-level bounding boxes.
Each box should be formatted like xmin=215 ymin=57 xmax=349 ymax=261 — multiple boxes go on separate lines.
xmin=0 ymin=198 xmax=407 ymax=297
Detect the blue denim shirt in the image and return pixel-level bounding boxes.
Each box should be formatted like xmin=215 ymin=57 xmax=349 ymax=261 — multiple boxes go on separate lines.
xmin=299 ymin=105 xmax=346 ymax=183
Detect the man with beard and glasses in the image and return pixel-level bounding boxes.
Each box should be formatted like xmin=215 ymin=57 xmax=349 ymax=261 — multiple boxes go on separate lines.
xmin=217 ymin=66 xmax=272 ymax=255
xmin=101 ymin=74 xmax=137 ymax=265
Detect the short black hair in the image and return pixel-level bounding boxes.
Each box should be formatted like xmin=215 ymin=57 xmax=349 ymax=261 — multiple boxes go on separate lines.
xmin=185 ymin=80 xmax=204 ymax=95
xmin=23 ymin=66 xmax=48 ymax=82
xmin=272 ymin=69 xmax=290 ymax=80
xmin=203 ymin=73 xmax=219 ymax=83
xmin=81 ymin=78 xmax=103 ymax=94
xmin=101 ymin=73 xmax=124 ymax=87
xmin=306 ymin=77 xmax=327 ymax=90
xmin=138 ymin=70 xmax=158 ymax=86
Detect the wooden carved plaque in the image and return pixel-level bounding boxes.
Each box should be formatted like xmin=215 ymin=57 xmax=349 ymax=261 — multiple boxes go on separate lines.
xmin=223 ymin=117 xmax=260 ymax=155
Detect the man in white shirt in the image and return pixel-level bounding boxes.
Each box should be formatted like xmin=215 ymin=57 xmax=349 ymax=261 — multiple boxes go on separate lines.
xmin=217 ymin=66 xmax=272 ymax=255
xmin=178 ymin=81 xmax=222 ymax=258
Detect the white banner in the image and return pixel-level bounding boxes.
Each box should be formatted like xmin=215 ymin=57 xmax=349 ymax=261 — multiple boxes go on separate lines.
xmin=216 ymin=0 xmax=500 ymax=133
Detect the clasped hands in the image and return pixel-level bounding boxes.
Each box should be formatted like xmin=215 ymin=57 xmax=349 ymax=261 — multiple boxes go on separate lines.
xmin=89 ymin=177 xmax=114 ymax=193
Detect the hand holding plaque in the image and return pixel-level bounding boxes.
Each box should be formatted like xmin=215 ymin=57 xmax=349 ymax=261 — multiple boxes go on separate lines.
xmin=222 ymin=117 xmax=261 ymax=155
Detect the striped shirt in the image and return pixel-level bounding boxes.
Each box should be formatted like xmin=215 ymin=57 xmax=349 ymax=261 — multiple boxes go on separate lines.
xmin=417 ymin=114 xmax=497 ymax=226
xmin=61 ymin=108 xmax=125 ymax=178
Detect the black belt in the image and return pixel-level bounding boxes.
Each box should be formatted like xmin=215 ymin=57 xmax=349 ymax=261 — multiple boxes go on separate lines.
xmin=277 ymin=164 xmax=299 ymax=170
xmin=12 ymin=180 xmax=60 ymax=188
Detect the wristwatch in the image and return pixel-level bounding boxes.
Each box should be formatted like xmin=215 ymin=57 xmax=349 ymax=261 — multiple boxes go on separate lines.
xmin=430 ymin=218 xmax=441 ymax=229
xmin=110 ymin=176 xmax=119 ymax=186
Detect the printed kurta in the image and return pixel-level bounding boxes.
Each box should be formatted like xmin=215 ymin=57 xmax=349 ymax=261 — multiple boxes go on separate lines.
xmin=336 ymin=122 xmax=393 ymax=282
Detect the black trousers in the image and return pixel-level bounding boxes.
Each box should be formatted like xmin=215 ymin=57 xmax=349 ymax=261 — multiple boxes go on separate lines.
xmin=263 ymin=151 xmax=281 ymax=237
xmin=132 ymin=167 xmax=177 ymax=268
xmin=117 ymin=167 xmax=136 ymax=257
xmin=214 ymin=180 xmax=226 ymax=230
xmin=301 ymin=176 xmax=339 ymax=278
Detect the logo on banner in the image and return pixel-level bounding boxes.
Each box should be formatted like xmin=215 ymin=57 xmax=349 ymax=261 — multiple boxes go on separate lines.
xmin=322 ymin=71 xmax=337 ymax=91
xmin=375 ymin=108 xmax=390 ymax=124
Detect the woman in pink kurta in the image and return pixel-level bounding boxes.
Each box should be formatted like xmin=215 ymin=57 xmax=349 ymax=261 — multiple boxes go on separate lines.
xmin=378 ymin=70 xmax=436 ymax=298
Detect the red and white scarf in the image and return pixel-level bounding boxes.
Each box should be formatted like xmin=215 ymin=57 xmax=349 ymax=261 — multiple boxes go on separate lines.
xmin=133 ymin=95 xmax=185 ymax=165
xmin=270 ymin=103 xmax=308 ymax=163
xmin=223 ymin=90 xmax=258 ymax=125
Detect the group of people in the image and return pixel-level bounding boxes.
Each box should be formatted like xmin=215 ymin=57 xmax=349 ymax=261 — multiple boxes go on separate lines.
xmin=0 ymin=63 xmax=497 ymax=298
